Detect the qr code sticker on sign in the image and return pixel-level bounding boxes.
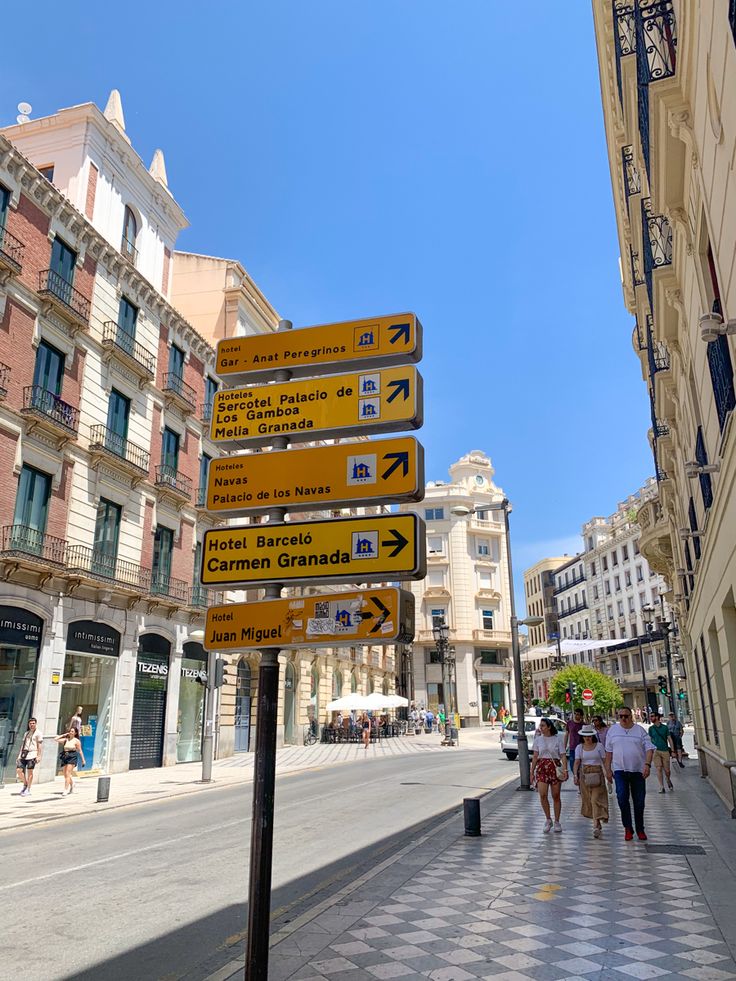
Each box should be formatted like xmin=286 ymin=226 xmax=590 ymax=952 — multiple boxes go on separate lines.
xmin=315 ymin=601 xmax=329 ymax=619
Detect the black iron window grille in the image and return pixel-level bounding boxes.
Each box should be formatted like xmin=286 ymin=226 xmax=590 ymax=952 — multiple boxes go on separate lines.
xmin=730 ymin=0 xmax=736 ymax=46
xmin=622 ymin=144 xmax=641 ymax=199
xmin=695 ymin=426 xmax=714 ymax=511
xmin=706 ymin=333 xmax=736 ymax=432
xmin=688 ymin=497 xmax=701 ymax=561
xmin=0 ymin=225 xmax=24 ymax=271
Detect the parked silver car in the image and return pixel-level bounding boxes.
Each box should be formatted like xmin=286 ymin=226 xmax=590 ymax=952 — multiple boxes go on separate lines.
xmin=500 ymin=716 xmax=561 ymax=760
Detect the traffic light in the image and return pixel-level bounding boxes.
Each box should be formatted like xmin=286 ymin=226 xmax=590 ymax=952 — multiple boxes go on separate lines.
xmin=571 ymin=682 xmax=578 ymax=698
xmin=657 ymin=675 xmax=668 ymax=695
xmin=214 ymin=658 xmax=229 ymax=688
xmin=565 ymin=691 xmax=571 ymax=704
xmin=677 ymin=689 xmax=686 ymax=700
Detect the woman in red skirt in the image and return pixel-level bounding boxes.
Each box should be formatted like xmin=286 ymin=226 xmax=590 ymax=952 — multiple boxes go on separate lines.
xmin=530 ymin=718 xmax=568 ymax=833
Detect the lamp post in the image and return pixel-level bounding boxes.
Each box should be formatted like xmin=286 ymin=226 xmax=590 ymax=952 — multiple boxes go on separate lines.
xmin=640 ymin=603 xmax=655 ymax=720
xmin=450 ymin=499 xmax=543 ymax=790
xmin=658 ymin=596 xmax=677 ymax=717
xmin=432 ymin=617 xmax=451 ymax=731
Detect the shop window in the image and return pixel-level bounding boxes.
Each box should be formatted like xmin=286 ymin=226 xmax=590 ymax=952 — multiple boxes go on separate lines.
xmin=0 ymin=606 xmax=44 ymax=785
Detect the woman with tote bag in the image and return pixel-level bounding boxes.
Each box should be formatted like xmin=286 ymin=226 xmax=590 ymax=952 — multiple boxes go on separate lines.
xmin=573 ymin=724 xmax=613 ymax=838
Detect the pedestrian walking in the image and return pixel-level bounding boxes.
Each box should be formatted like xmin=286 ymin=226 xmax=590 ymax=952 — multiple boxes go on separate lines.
xmin=425 ymin=708 xmax=434 ymax=733
xmin=648 ymin=711 xmax=675 ymax=793
xmin=498 ymin=706 xmax=507 ymax=725
xmin=53 ymin=727 xmax=86 ymax=795
xmin=564 ymin=708 xmax=584 ymax=771
xmin=437 ymin=707 xmax=446 ymax=734
xmin=530 ymin=717 xmax=567 ymax=833
xmin=667 ymin=712 xmax=686 ymax=767
xmin=488 ymin=705 xmax=498 ymax=728
xmin=573 ymin=724 xmax=613 ymax=838
xmin=15 ymin=717 xmax=43 ymax=797
xmin=605 ymin=707 xmax=654 ymax=841
xmin=361 ymin=713 xmax=371 ymax=750
xmin=592 ymin=715 xmax=609 ymax=750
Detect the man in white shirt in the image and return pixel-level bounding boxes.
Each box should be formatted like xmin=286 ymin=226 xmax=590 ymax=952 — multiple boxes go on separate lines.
xmin=605 ymin=707 xmax=654 ymax=841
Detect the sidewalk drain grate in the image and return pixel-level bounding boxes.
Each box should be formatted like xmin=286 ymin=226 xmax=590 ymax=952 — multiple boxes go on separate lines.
xmin=645 ymin=844 xmax=706 ymax=855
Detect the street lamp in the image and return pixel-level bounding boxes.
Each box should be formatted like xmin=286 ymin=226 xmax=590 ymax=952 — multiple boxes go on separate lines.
xmin=190 ymin=628 xmax=217 ymax=783
xmin=658 ymin=597 xmax=678 ymax=717
xmin=640 ymin=603 xmax=655 ymax=720
xmin=450 ymin=499 xmax=543 ymax=790
xmin=432 ymin=616 xmax=452 ymax=733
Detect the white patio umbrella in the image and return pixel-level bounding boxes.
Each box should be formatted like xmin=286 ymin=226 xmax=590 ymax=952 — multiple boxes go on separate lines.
xmin=326 ymin=693 xmax=368 ymax=712
xmin=383 ymin=694 xmax=409 ymax=708
xmin=362 ymin=691 xmax=403 ymax=710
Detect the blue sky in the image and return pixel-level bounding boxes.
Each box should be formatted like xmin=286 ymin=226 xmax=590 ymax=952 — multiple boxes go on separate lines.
xmin=2 ymin=2 xmax=653 ymax=608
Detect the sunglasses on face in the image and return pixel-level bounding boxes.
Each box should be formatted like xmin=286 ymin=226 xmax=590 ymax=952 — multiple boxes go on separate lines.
xmin=618 ymin=713 xmax=632 ymax=719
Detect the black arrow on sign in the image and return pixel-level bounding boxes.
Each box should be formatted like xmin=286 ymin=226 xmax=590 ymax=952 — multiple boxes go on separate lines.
xmin=369 ymin=597 xmax=391 ymax=633
xmin=386 ymin=378 xmax=410 ymax=403
xmin=388 ymin=322 xmax=410 ymax=345
xmin=381 ymin=528 xmax=409 ymax=558
xmin=381 ymin=451 xmax=409 ymax=480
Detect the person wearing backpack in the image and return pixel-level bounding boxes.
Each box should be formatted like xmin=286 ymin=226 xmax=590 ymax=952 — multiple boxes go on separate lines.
xmin=573 ymin=724 xmax=613 ymax=839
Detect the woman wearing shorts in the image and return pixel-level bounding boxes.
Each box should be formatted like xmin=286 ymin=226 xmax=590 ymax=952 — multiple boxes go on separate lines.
xmin=54 ymin=727 xmax=86 ymax=796
xmin=530 ymin=718 xmax=567 ymax=833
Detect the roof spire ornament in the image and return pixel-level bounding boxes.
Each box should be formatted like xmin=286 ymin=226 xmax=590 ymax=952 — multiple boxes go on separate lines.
xmin=149 ymin=148 xmax=168 ymax=187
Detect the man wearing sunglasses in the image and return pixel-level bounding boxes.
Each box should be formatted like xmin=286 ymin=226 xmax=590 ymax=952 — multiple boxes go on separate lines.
xmin=605 ymin=708 xmax=655 ymax=841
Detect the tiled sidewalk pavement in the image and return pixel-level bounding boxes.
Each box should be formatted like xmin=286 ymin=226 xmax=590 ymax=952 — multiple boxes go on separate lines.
xmin=212 ymin=762 xmax=736 ymax=981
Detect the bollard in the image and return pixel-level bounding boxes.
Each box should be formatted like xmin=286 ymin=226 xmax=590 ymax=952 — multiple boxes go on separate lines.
xmin=464 ymin=797 xmax=481 ymax=836
xmin=96 ymin=776 xmax=111 ymax=803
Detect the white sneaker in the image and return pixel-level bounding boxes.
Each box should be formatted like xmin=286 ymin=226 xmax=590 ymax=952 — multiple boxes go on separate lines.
xmin=19 ymin=787 xmax=28 ymax=797
xmin=543 ymin=819 xmax=553 ymax=833
xmin=61 ymin=789 xmax=69 ymax=797
xmin=553 ymin=821 xmax=562 ymax=833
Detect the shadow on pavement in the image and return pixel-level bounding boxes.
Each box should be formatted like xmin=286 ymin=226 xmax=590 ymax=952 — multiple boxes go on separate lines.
xmin=63 ymin=792 xmax=498 ymax=981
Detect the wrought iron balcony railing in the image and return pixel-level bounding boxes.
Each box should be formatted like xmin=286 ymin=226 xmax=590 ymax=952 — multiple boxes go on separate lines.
xmin=641 ymin=199 xmax=673 ymax=308
xmin=151 ymin=572 xmax=189 ymax=603
xmin=0 ymin=225 xmax=24 ymax=273
xmin=101 ymin=322 xmax=155 ymax=377
xmin=162 ymin=371 xmax=197 ymax=412
xmin=37 ymin=269 xmax=90 ymax=326
xmin=1 ymin=524 xmax=67 ymax=565
xmin=155 ymin=464 xmax=192 ymax=500
xmin=89 ymin=424 xmax=150 ymax=474
xmin=201 ymin=400 xmax=214 ymax=423
xmin=66 ymin=544 xmax=151 ymax=592
xmin=622 ymin=144 xmax=641 ymax=200
xmin=613 ymin=2 xmax=636 ymax=105
xmin=557 ymin=601 xmax=589 ymax=619
xmin=120 ymin=235 xmax=138 ymax=266
xmin=0 ymin=362 xmax=9 ymax=398
xmin=553 ymin=573 xmax=586 ymax=595
xmin=707 ymin=334 xmax=736 ymax=432
xmin=653 ymin=419 xmax=670 ymax=438
xmin=188 ymin=585 xmax=223 ymax=609
xmin=22 ymin=385 xmax=79 ymax=435
xmin=636 ymin=0 xmax=677 ymax=178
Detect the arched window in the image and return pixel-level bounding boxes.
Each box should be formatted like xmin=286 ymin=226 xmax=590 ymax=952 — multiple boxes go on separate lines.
xmin=122 ymin=206 xmax=138 ymax=261
xmin=350 ymin=670 xmax=357 ymax=693
xmin=332 ymin=669 xmax=343 ymax=699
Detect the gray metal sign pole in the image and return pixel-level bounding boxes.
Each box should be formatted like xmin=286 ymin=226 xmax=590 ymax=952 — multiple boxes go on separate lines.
xmin=245 ymin=322 xmax=292 ymax=980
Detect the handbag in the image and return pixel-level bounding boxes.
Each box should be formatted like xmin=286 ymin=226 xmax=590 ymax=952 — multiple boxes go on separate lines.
xmin=583 ymin=768 xmax=602 ymax=788
xmin=554 ymin=760 xmax=565 ymax=781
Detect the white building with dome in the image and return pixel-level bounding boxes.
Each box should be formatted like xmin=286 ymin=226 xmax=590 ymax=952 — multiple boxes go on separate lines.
xmin=399 ymin=451 xmax=514 ymax=726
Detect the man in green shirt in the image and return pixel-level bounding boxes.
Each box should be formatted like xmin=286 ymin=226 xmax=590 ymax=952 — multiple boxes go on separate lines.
xmin=648 ymin=712 xmax=674 ymax=793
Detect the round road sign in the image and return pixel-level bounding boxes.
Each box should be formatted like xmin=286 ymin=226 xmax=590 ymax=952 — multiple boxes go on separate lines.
xmin=582 ymin=687 xmax=594 ymax=702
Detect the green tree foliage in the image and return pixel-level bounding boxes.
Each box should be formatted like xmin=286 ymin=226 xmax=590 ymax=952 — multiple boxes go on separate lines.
xmin=549 ymin=664 xmax=623 ymax=717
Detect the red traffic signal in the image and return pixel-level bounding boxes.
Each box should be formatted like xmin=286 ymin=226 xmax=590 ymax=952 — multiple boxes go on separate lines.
xmin=565 ymin=691 xmax=571 ymax=703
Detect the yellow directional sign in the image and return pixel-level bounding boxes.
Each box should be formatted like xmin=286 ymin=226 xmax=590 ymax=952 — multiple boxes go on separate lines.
xmin=216 ymin=313 xmax=422 ymax=382
xmin=209 ymin=366 xmax=422 ymax=447
xmin=205 ymin=436 xmax=424 ymax=516
xmin=200 ymin=513 xmax=426 ymax=588
xmin=204 ymin=588 xmax=415 ymax=651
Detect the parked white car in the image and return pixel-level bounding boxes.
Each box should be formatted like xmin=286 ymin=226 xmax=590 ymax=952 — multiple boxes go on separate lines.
xmin=500 ymin=716 xmax=562 ymax=760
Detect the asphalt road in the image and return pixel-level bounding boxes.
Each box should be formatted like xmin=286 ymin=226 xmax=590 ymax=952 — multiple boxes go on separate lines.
xmin=0 ymin=745 xmax=515 ymax=981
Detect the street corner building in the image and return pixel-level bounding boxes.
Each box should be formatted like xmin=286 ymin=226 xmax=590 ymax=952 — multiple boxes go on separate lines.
xmin=592 ymin=1 xmax=736 ymax=807
xmin=399 ymin=451 xmax=515 ymax=725
xmin=0 ymin=92 xmax=402 ymax=782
